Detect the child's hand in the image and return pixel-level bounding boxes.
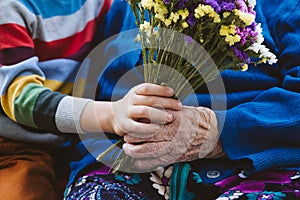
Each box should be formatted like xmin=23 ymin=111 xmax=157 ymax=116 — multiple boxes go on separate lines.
xmin=80 ymin=83 xmax=181 ymax=135
xmin=111 ymin=83 xmax=182 ymax=137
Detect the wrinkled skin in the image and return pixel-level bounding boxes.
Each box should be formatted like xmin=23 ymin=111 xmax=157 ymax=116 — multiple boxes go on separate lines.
xmin=123 ymin=106 xmax=225 ymax=171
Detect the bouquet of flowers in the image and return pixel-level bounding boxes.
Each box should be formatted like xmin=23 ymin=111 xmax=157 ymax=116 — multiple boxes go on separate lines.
xmin=97 ymin=0 xmax=277 ymax=173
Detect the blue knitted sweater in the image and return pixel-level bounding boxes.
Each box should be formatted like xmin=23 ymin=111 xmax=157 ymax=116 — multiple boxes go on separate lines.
xmin=216 ymin=0 xmax=300 ymax=171
xmin=67 ymin=0 xmax=300 ymax=187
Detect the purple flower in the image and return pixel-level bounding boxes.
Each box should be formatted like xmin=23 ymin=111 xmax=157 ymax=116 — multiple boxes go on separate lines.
xmin=235 ymin=0 xmax=249 ymax=13
xmin=163 ymin=0 xmax=171 ymax=4
xmin=220 ymin=1 xmax=236 ymax=11
xmin=231 ymin=46 xmax=251 ymax=64
xmin=249 ymin=6 xmax=256 ymax=15
xmin=187 ymin=14 xmax=197 ymax=26
xmin=186 ymin=4 xmax=198 ymax=26
xmin=202 ymin=0 xmax=221 ymax=13
xmin=236 ymin=27 xmax=247 ymax=45
xmin=249 ymin=22 xmax=259 ymax=39
xmin=236 ymin=24 xmax=258 ymax=45
xmin=175 ymin=0 xmax=189 ymax=10
xmin=187 ymin=5 xmax=197 ymax=26
xmin=184 ymin=36 xmax=194 ymax=44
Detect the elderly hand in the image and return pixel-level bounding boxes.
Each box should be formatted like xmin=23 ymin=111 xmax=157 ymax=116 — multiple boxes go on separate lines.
xmin=123 ymin=106 xmax=224 ymax=171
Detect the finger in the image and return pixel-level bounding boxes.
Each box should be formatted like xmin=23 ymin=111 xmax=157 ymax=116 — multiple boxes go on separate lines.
xmin=124 ymin=134 xmax=158 ymax=143
xmin=129 ymin=106 xmax=174 ymax=124
xmin=123 ymin=141 xmax=172 ymax=158
xmin=124 ymin=120 xmax=162 ymax=137
xmin=135 ymin=83 xmax=175 ymax=97
xmin=124 ymin=127 xmax=174 ymax=143
xmin=133 ymin=95 xmax=182 ymax=111
xmin=133 ymin=141 xmax=192 ymax=170
xmin=176 ymin=146 xmax=200 ymax=162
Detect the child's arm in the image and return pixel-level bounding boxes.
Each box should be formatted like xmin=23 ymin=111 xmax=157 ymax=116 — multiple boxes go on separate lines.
xmin=81 ymin=83 xmax=182 ymax=136
xmin=0 ymin=1 xmax=181 ymax=137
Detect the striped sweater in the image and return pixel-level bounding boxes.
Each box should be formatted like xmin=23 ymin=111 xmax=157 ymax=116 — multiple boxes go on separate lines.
xmin=0 ymin=0 xmax=111 ymax=134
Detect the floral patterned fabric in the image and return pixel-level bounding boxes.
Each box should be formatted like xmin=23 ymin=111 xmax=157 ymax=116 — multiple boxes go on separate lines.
xmin=65 ymin=162 xmax=300 ymax=200
xmin=192 ymin=169 xmax=300 ymax=199
xmin=65 ymin=164 xmax=164 ymax=200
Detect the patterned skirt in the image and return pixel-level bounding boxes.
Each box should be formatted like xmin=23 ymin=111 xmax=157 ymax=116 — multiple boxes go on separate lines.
xmin=65 ymin=159 xmax=300 ymax=200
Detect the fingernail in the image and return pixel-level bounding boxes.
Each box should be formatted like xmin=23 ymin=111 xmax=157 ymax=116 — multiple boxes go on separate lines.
xmin=154 ymin=166 xmax=164 ymax=171
xmin=177 ymin=101 xmax=182 ymax=108
xmin=168 ymin=88 xmax=174 ymax=95
xmin=167 ymin=114 xmax=173 ymax=122
xmin=156 ymin=125 xmax=161 ymax=131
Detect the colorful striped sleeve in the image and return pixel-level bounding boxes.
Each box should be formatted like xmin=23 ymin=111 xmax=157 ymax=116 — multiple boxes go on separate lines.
xmin=0 ymin=1 xmax=35 ymax=65
xmin=0 ymin=0 xmax=110 ymax=134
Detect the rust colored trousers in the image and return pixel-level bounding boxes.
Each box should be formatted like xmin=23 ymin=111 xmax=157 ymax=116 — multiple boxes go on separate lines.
xmin=0 ymin=137 xmax=64 ymax=200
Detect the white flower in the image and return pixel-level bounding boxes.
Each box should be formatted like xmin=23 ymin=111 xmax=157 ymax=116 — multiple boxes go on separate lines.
xmin=139 ymin=22 xmax=159 ymax=44
xmin=247 ymin=42 xmax=277 ymax=65
xmin=259 ymin=45 xmax=278 ymax=64
xmin=256 ymin=23 xmax=264 ymax=44
xmin=141 ymin=0 xmax=154 ymax=10
xmin=266 ymin=54 xmax=278 ymax=65
xmin=139 ymin=21 xmax=151 ymax=31
xmin=247 ymin=43 xmax=261 ymax=53
xmin=150 ymin=166 xmax=173 ymax=200
xmin=247 ymin=0 xmax=256 ymax=8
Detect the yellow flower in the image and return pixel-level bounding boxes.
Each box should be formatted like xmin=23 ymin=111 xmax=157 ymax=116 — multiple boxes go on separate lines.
xmin=194 ymin=4 xmax=220 ymax=23
xmin=154 ymin=5 xmax=168 ymax=15
xmin=229 ymin=25 xmax=236 ymax=34
xmin=169 ymin=12 xmax=180 ymax=23
xmin=241 ymin=64 xmax=248 ymax=71
xmin=202 ymin=5 xmax=214 ymax=14
xmin=163 ymin=18 xmax=172 ymax=27
xmin=259 ymin=57 xmax=267 ymax=64
xmin=225 ymin=35 xmax=241 ymax=46
xmin=182 ymin=22 xmax=189 ymax=28
xmin=178 ymin=9 xmax=189 ymax=20
xmin=140 ymin=0 xmax=154 ymax=10
xmin=219 ymin=25 xmax=236 ymax=36
xmin=234 ymin=9 xmax=255 ymax=26
xmin=194 ymin=4 xmax=206 ymax=18
xmin=213 ymin=14 xmax=221 ymax=23
xmin=220 ymin=26 xmax=228 ymax=36
xmin=220 ymin=24 xmax=241 ymax=45
xmin=155 ymin=13 xmax=165 ymax=21
xmin=223 ymin=12 xmax=230 ymax=18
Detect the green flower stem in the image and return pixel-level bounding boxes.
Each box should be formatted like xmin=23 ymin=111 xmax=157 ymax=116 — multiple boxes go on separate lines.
xmin=96 ymin=138 xmax=125 ymax=163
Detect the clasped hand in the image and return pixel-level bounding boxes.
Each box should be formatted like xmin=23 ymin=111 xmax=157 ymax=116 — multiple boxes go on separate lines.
xmin=101 ymin=83 xmax=223 ymax=171
xmin=110 ymin=83 xmax=182 ymax=137
xmin=120 ymin=90 xmax=223 ymax=171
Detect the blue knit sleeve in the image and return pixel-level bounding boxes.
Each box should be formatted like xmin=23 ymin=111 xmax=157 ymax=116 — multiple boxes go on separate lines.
xmin=216 ymin=0 xmax=300 ymax=172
